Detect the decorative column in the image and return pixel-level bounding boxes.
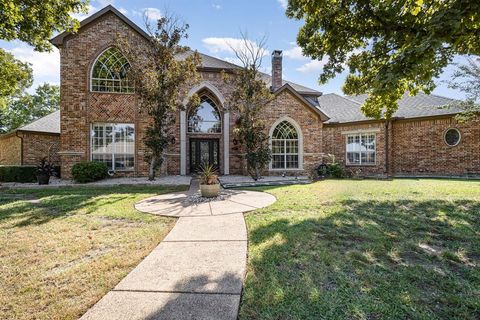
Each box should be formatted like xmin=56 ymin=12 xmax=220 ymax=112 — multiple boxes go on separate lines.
xmin=223 ymin=112 xmax=230 ymax=175
xmin=180 ymin=111 xmax=187 ymax=175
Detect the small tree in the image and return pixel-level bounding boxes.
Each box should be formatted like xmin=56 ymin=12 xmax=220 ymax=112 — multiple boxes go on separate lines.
xmin=120 ymin=14 xmax=200 ymax=180
xmin=224 ymin=34 xmax=274 ymax=180
xmin=447 ymin=57 xmax=480 ymax=123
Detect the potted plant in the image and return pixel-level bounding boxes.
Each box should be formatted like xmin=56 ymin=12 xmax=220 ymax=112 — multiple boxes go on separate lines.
xmin=36 ymin=157 xmax=53 ymax=185
xmin=199 ymin=163 xmax=220 ymax=198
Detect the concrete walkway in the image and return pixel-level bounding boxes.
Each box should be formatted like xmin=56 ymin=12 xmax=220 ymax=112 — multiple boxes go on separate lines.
xmin=80 ymin=180 xmax=276 ymax=320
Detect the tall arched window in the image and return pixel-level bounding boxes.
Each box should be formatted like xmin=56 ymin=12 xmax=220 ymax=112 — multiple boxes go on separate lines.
xmin=91 ymin=47 xmax=134 ymax=93
xmin=188 ymin=95 xmax=221 ymax=133
xmin=271 ymin=120 xmax=299 ymax=169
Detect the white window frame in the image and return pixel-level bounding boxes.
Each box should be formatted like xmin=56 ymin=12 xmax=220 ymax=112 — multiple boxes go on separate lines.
xmin=90 ymin=123 xmax=135 ymax=171
xmin=90 ymin=47 xmax=135 ymax=94
xmin=269 ymin=117 xmax=304 ymax=171
xmin=443 ymin=128 xmax=461 ymax=147
xmin=345 ymin=132 xmax=377 ymax=166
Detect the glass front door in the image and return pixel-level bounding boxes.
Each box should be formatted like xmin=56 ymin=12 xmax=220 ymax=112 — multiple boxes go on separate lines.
xmin=190 ymin=139 xmax=219 ymax=173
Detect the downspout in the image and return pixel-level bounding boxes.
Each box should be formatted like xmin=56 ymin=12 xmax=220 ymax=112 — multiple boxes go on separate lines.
xmin=385 ymin=120 xmax=390 ymax=177
xmin=15 ymin=131 xmax=24 ymax=165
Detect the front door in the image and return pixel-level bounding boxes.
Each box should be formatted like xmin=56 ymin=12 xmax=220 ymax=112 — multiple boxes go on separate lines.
xmin=190 ymin=139 xmax=219 ymax=173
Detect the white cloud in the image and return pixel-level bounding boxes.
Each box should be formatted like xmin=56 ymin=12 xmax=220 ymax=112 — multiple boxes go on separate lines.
xmin=212 ymin=3 xmax=222 ymax=10
xmin=283 ymin=46 xmax=307 ymax=60
xmin=9 ymin=46 xmax=60 ymax=79
xmin=71 ymin=4 xmax=97 ymax=20
xmin=296 ymin=57 xmax=329 ymax=73
xmin=118 ymin=7 xmax=128 ymax=15
xmin=277 ymin=0 xmax=288 ymax=9
xmin=142 ymin=8 xmax=162 ymax=21
xmin=202 ymin=37 xmax=269 ymax=56
xmin=7 ymin=44 xmax=60 ymax=90
xmin=96 ymin=0 xmax=115 ymax=7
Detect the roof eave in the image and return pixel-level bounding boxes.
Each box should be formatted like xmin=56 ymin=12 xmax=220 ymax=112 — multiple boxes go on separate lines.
xmin=273 ymin=84 xmax=330 ymax=121
xmin=50 ymin=5 xmax=151 ymax=47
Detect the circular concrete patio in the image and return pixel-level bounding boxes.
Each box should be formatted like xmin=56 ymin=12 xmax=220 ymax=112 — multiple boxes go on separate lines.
xmin=135 ymin=189 xmax=277 ymax=217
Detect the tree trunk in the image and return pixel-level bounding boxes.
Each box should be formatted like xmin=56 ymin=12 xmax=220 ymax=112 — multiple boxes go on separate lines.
xmin=148 ymin=156 xmax=156 ymax=181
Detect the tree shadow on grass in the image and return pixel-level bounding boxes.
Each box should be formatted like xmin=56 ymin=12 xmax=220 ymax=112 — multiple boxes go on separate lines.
xmin=0 ymin=185 xmax=185 ymax=227
xmin=240 ymin=199 xmax=480 ymax=320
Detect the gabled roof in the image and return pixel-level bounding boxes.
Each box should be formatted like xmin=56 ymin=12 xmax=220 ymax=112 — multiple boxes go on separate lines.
xmin=317 ymin=92 xmax=461 ymax=123
xmin=273 ymin=84 xmax=329 ymax=121
xmin=51 ymin=5 xmax=149 ymax=46
xmin=51 ymin=5 xmax=322 ymax=96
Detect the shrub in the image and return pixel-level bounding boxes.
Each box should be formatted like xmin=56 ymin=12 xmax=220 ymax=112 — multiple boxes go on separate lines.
xmin=328 ymin=162 xmax=345 ymax=178
xmin=0 ymin=166 xmax=37 ymax=182
xmin=71 ymin=161 xmax=108 ymax=183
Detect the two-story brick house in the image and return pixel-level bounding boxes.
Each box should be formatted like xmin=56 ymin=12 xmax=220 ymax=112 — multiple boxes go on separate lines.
xmin=3 ymin=5 xmax=478 ymax=179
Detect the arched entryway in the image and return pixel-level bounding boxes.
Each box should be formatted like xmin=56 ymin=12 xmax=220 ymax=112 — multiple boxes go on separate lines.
xmin=180 ymin=82 xmax=229 ymax=175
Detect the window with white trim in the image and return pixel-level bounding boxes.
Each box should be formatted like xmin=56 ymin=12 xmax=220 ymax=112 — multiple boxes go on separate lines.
xmin=346 ymin=132 xmax=376 ymax=165
xmin=271 ymin=120 xmax=299 ymax=169
xmin=91 ymin=123 xmax=135 ymax=171
xmin=91 ymin=47 xmax=134 ymax=93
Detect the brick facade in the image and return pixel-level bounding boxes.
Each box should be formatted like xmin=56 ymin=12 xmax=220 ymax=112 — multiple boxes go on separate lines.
xmin=323 ymin=117 xmax=480 ymax=178
xmin=0 ymin=132 xmax=60 ymax=166
xmin=0 ymin=134 xmax=22 ymax=165
xmin=51 ymin=7 xmax=479 ymax=179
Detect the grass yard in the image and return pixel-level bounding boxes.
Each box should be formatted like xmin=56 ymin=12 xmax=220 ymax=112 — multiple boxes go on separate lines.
xmin=240 ymin=179 xmax=480 ymax=320
xmin=0 ymin=185 xmax=186 ymax=320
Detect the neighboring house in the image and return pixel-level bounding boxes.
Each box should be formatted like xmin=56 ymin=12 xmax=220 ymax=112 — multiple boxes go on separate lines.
xmin=0 ymin=111 xmax=60 ymax=166
xmin=10 ymin=5 xmax=477 ymax=179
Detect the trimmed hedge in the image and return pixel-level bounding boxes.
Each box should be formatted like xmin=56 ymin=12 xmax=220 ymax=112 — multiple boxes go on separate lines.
xmin=0 ymin=166 xmax=37 ymax=183
xmin=71 ymin=161 xmax=109 ymax=183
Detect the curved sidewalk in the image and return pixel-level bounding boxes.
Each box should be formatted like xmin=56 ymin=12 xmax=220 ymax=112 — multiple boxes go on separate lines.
xmin=81 ymin=180 xmax=276 ymax=320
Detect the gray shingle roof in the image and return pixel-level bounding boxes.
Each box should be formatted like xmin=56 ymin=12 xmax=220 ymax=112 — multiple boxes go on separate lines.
xmin=18 ymin=111 xmax=60 ymax=134
xmin=318 ymin=92 xmax=460 ymax=123
xmin=179 ymin=51 xmax=321 ymax=95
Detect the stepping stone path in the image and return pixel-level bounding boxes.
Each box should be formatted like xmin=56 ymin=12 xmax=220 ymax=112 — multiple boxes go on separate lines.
xmin=80 ymin=179 xmax=276 ymax=320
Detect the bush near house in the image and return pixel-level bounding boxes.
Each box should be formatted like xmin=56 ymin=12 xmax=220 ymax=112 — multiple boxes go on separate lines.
xmin=71 ymin=161 xmax=109 ymax=183
xmin=0 ymin=166 xmax=36 ymax=182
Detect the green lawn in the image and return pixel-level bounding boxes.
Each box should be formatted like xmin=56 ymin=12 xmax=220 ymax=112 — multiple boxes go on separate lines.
xmin=240 ymin=179 xmax=480 ymax=320
xmin=0 ymin=185 xmax=186 ymax=320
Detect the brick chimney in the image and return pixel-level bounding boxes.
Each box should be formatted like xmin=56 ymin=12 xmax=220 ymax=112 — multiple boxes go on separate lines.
xmin=271 ymin=50 xmax=283 ymax=91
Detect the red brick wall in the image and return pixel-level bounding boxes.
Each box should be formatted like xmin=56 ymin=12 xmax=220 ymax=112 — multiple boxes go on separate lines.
xmin=21 ymin=132 xmax=60 ymax=166
xmin=323 ymin=117 xmax=480 ymax=178
xmin=0 ymin=132 xmax=60 ymax=166
xmin=59 ymin=12 xmax=151 ymax=178
xmin=392 ymin=117 xmax=480 ymax=176
xmin=0 ymin=134 xmax=22 ymax=165
xmin=323 ymin=122 xmax=387 ymax=176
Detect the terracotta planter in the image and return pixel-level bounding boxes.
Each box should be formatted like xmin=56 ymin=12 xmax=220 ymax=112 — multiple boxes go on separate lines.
xmin=200 ymin=183 xmax=220 ymax=198
xmin=36 ymin=174 xmax=50 ymax=185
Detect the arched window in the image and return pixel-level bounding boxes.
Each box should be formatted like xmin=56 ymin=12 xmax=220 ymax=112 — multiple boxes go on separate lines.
xmin=91 ymin=47 xmax=134 ymax=93
xmin=271 ymin=120 xmax=299 ymax=169
xmin=188 ymin=95 xmax=221 ymax=133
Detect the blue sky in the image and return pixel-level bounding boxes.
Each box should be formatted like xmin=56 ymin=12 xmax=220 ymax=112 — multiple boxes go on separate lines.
xmin=0 ymin=0 xmax=467 ymax=99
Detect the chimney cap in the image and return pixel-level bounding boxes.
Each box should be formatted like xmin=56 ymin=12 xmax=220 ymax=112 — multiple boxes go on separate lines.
xmin=272 ymin=50 xmax=283 ymax=56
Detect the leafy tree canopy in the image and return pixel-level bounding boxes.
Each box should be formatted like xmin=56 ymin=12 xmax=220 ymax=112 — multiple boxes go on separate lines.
xmin=0 ymin=83 xmax=60 ymax=133
xmin=286 ymin=0 xmax=480 ymax=119
xmin=224 ymin=35 xmax=274 ymax=180
xmin=0 ymin=48 xmax=33 ymax=109
xmin=0 ymin=0 xmax=89 ymax=51
xmin=119 ymin=14 xmax=201 ymax=180
xmin=447 ymin=57 xmax=480 ymax=122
